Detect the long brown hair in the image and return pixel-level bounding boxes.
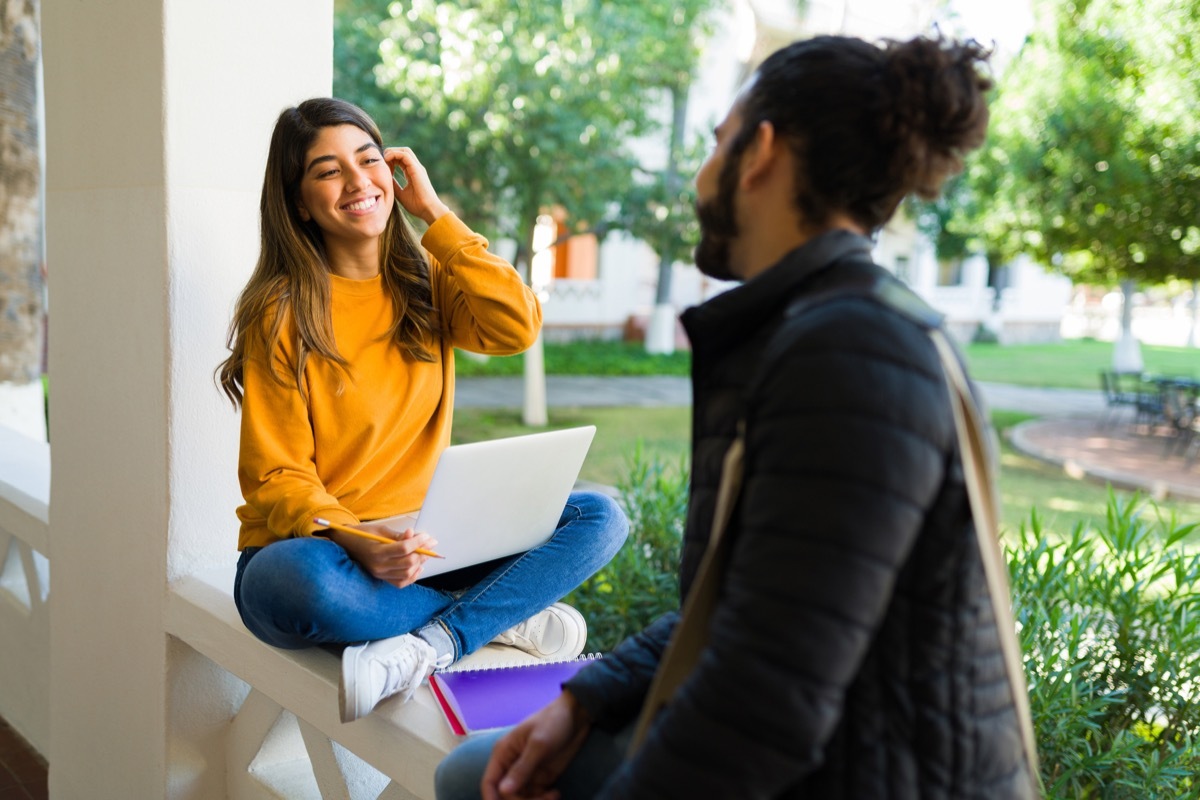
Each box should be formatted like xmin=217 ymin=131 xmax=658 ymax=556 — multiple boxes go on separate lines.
xmin=217 ymin=98 xmax=439 ymax=407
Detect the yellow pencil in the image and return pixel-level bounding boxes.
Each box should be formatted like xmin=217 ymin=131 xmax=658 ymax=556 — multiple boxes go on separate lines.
xmin=313 ymin=517 xmax=445 ymax=559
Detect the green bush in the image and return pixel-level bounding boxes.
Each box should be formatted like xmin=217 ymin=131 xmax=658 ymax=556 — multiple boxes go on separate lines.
xmin=576 ymin=457 xmax=1200 ymax=795
xmin=564 ymin=444 xmax=688 ymax=653
xmin=1010 ymin=494 xmax=1200 ymax=797
xmin=972 ymin=322 xmax=1001 ymax=344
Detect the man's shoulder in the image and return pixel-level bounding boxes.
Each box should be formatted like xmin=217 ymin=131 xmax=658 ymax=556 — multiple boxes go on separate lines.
xmin=768 ymin=264 xmax=937 ymax=349
xmin=753 ymin=265 xmax=946 ymax=393
xmin=785 ymin=260 xmax=941 ymax=331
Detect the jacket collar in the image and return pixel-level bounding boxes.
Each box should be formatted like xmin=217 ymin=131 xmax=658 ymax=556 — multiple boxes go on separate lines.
xmin=682 ymin=229 xmax=875 ymax=356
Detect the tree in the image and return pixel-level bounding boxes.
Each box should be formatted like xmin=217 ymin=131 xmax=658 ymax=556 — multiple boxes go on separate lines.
xmin=620 ymin=122 xmax=705 ymax=355
xmin=0 ymin=0 xmax=45 ymax=439
xmin=963 ymin=0 xmax=1200 ymax=363
xmin=611 ymin=1 xmax=716 ymax=355
xmin=335 ymin=0 xmax=723 ymax=414
xmin=337 ymin=1 xmax=663 ymax=255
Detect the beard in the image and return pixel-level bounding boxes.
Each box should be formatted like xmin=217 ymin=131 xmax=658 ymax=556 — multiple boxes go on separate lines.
xmin=693 ymin=161 xmax=741 ymax=282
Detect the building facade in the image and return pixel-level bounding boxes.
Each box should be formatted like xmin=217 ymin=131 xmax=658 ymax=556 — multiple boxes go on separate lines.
xmin=539 ymin=0 xmax=1072 ymax=347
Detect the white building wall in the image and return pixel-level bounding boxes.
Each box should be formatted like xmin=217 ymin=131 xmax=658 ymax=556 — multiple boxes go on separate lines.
xmin=926 ymin=253 xmax=995 ymax=342
xmin=1061 ymin=286 xmax=1200 ymax=347
xmin=542 ymin=233 xmax=651 ymax=338
xmin=803 ymin=0 xmax=936 ymax=39
xmin=1003 ymin=256 xmax=1076 ymax=320
xmin=874 ymin=214 xmax=929 ymax=288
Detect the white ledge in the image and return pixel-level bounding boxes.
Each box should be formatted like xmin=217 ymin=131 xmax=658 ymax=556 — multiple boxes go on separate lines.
xmin=0 ymin=426 xmax=50 ymax=554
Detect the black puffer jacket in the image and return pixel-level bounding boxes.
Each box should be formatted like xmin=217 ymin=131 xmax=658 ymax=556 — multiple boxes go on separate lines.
xmin=565 ymin=231 xmax=1033 ymax=799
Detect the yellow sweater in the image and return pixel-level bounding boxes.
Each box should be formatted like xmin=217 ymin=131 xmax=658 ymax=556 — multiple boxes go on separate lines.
xmin=236 ymin=213 xmax=541 ymax=549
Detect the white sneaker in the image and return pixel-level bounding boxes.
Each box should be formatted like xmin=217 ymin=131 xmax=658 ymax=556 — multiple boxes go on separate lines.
xmin=340 ymin=634 xmax=439 ymax=723
xmin=490 ymin=603 xmax=587 ymax=661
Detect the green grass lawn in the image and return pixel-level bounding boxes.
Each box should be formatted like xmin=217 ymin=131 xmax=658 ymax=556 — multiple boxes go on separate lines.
xmin=455 ymin=340 xmax=690 ymax=377
xmin=451 ymin=406 xmax=690 ymax=487
xmin=963 ymin=339 xmax=1197 ymax=390
xmin=453 ymin=405 xmax=1200 ymax=536
xmin=455 ymin=338 xmax=1197 ymax=391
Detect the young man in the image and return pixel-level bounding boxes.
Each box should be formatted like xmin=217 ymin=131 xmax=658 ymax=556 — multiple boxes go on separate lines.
xmin=437 ymin=34 xmax=1036 ymax=800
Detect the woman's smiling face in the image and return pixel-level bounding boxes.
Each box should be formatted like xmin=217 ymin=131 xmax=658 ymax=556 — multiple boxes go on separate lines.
xmin=296 ymin=124 xmax=394 ymax=249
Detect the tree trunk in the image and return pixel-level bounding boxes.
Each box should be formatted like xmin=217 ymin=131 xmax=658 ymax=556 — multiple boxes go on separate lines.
xmin=514 ymin=216 xmax=547 ymax=427
xmin=646 ymin=85 xmax=689 ymax=356
xmin=1112 ymin=278 xmax=1143 ymax=374
xmin=0 ymin=0 xmax=46 ymax=440
xmin=1188 ymin=279 xmax=1198 ymax=349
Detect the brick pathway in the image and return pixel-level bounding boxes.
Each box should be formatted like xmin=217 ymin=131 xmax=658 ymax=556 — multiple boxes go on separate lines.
xmin=453 ymin=377 xmax=1109 ymax=416
xmin=1011 ymin=415 xmax=1200 ymax=501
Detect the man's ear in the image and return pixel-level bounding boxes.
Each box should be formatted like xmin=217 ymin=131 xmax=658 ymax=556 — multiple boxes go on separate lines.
xmin=739 ymin=121 xmax=778 ymax=190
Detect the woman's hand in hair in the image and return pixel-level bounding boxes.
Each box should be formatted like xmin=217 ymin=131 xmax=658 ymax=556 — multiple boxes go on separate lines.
xmin=329 ymin=526 xmax=437 ymax=588
xmin=386 ymin=147 xmax=451 ymax=226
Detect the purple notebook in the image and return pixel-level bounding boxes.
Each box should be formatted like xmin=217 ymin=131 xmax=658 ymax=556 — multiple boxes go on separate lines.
xmin=429 ymin=657 xmax=599 ymax=734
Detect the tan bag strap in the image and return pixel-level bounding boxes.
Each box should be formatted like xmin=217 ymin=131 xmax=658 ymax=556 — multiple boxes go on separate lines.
xmin=929 ymin=329 xmax=1041 ymax=793
xmin=628 ymin=320 xmax=1039 ymax=795
xmin=629 ymin=428 xmax=744 ymax=752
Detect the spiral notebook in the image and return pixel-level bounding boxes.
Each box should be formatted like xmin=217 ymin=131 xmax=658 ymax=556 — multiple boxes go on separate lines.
xmin=429 ymin=655 xmax=602 ymax=735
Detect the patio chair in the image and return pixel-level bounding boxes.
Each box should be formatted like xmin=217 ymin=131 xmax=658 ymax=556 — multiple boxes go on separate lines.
xmin=1159 ymin=379 xmax=1198 ymax=458
xmin=1132 ymin=374 xmax=1167 ymax=431
xmin=1099 ymin=370 xmax=1139 ymax=428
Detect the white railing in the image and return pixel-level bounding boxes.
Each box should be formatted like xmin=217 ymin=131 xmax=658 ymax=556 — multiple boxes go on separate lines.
xmin=168 ymin=568 xmax=458 ymax=799
xmin=1 ymin=421 xmax=461 ymax=797
xmin=3 ymin=463 xmax=465 ymax=787
xmin=0 ymin=425 xmax=51 ymax=756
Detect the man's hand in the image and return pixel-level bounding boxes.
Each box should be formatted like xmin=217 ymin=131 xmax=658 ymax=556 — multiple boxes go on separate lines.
xmin=482 ymin=691 xmax=593 ymax=800
xmin=328 ymin=526 xmax=437 ymax=588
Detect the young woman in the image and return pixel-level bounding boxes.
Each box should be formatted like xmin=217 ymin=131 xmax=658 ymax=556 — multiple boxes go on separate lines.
xmin=218 ymin=98 xmax=627 ymax=723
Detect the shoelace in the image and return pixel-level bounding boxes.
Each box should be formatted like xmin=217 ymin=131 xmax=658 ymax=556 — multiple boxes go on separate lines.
xmin=374 ymin=643 xmax=429 ymax=697
xmin=505 ymin=617 xmax=543 ymax=645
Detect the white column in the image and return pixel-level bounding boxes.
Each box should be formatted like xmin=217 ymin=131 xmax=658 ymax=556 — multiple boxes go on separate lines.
xmin=43 ymin=2 xmax=331 ymax=797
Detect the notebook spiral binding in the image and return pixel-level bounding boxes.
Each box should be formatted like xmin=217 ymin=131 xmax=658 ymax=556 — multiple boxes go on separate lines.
xmin=441 ymin=652 xmax=603 ymax=674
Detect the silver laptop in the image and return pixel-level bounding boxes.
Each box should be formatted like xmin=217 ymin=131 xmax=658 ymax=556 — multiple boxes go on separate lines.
xmin=369 ymin=425 xmax=596 ymax=578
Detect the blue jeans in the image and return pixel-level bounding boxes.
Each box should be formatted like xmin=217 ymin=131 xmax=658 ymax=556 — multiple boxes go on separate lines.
xmin=434 ymin=722 xmax=634 ymax=800
xmin=234 ymin=491 xmax=627 ymax=659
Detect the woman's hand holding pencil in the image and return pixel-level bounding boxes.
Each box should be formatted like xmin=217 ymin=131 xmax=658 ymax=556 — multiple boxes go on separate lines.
xmin=314 ymin=516 xmax=445 ymax=589
xmin=313 ymin=517 xmax=445 ymax=558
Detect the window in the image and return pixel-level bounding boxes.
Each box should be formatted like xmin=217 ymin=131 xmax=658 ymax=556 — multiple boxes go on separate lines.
xmin=532 ymin=206 xmax=598 ymax=288
xmin=937 ymin=259 xmax=963 ymax=286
